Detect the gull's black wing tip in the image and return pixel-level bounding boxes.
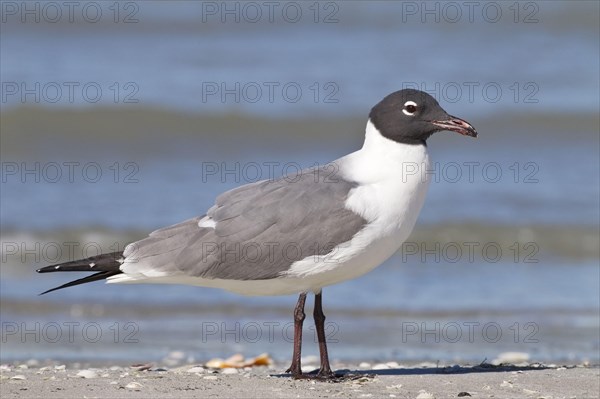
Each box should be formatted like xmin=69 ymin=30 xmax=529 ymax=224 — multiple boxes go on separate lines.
xmin=38 ymin=270 xmax=122 ymax=295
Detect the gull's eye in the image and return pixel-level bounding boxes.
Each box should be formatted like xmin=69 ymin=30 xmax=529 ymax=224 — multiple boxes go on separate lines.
xmin=402 ymin=100 xmax=418 ymax=116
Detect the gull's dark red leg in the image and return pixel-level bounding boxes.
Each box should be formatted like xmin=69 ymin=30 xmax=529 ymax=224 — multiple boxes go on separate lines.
xmin=314 ymin=291 xmax=334 ymax=377
xmin=286 ymin=292 xmax=307 ymax=377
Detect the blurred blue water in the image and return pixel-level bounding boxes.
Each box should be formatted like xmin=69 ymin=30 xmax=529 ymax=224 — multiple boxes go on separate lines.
xmin=1 ymin=2 xmax=598 ymax=116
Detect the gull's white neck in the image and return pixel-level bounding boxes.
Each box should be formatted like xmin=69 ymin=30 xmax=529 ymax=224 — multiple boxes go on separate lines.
xmin=339 ymin=119 xmax=431 ymax=231
xmin=340 ymin=119 xmax=430 ymax=185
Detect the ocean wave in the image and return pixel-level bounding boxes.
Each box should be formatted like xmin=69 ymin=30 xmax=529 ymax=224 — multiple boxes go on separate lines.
xmin=2 ymin=106 xmax=598 ymax=143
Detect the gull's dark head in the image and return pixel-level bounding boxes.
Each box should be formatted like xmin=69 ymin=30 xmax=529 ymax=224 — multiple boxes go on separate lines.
xmin=369 ymin=89 xmax=478 ymax=145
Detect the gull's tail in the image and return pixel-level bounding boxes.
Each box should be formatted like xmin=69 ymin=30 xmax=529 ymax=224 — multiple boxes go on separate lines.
xmin=36 ymin=251 xmax=124 ymax=295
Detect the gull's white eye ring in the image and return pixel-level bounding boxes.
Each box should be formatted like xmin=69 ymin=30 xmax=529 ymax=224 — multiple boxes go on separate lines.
xmin=402 ymin=100 xmax=418 ymax=116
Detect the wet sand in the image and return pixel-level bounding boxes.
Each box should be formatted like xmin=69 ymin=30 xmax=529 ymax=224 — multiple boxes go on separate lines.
xmin=1 ymin=361 xmax=597 ymax=399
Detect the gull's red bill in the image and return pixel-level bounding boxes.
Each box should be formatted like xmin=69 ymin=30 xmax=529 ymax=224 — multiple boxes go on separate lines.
xmin=432 ymin=116 xmax=478 ymax=137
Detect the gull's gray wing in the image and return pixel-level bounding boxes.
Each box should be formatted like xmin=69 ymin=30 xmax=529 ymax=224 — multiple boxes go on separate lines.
xmin=122 ymin=164 xmax=367 ymax=281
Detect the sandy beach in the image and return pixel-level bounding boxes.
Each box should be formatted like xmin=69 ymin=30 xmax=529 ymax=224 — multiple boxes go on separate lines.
xmin=1 ymin=361 xmax=597 ymax=399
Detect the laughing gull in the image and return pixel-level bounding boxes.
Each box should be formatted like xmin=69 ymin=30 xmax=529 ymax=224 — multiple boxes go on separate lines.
xmin=37 ymin=89 xmax=477 ymax=379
